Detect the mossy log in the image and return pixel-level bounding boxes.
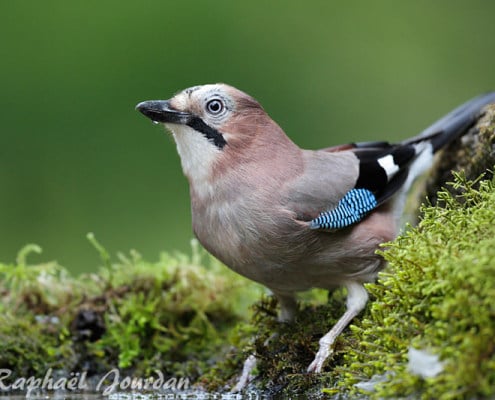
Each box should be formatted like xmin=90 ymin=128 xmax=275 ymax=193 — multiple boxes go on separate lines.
xmin=426 ymin=103 xmax=495 ymax=203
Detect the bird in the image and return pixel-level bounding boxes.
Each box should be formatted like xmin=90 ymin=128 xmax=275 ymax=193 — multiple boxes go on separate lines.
xmin=136 ymin=84 xmax=495 ymax=375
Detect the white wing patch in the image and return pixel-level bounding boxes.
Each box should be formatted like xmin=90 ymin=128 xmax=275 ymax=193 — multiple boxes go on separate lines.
xmin=378 ymin=154 xmax=400 ymax=180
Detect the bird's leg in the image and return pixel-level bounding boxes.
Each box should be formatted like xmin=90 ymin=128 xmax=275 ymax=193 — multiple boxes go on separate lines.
xmin=275 ymin=291 xmax=298 ymax=322
xmin=307 ymin=282 xmax=368 ymax=373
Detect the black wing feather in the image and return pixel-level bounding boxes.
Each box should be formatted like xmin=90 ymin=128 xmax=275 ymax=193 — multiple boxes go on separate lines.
xmin=353 ymin=143 xmax=416 ymax=206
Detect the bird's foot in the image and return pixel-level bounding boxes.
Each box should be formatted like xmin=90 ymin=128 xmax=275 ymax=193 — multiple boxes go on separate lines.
xmin=307 ymin=343 xmax=334 ymax=373
xmin=231 ymin=354 xmax=257 ymax=393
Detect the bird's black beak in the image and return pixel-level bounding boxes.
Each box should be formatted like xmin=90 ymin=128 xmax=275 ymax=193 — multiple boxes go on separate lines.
xmin=135 ymin=100 xmax=190 ymax=124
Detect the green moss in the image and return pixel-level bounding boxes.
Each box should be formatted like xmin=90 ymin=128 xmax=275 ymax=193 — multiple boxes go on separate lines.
xmin=90 ymin=242 xmax=262 ymax=378
xmin=338 ymin=171 xmax=495 ymax=399
xmin=200 ymin=288 xmax=348 ymax=396
xmin=0 ymin=238 xmax=262 ymax=384
xmin=0 ymin=249 xmax=79 ymax=378
xmin=0 ymin=313 xmax=74 ymax=377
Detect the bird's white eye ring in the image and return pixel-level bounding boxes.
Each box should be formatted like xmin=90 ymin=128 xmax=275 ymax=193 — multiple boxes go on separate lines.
xmin=206 ymin=99 xmax=224 ymax=115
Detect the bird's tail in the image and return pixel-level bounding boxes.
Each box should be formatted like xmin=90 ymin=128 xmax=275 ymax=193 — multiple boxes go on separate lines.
xmin=402 ymin=92 xmax=495 ymax=152
xmin=392 ymin=92 xmax=495 ymax=224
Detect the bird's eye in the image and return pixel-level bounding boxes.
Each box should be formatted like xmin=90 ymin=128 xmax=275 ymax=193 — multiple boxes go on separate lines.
xmin=206 ymin=99 xmax=224 ymax=115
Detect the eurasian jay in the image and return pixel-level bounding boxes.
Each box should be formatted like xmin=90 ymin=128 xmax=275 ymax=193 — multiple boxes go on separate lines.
xmin=136 ymin=85 xmax=495 ymax=374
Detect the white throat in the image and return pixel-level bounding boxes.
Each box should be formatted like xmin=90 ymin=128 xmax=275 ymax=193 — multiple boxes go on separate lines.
xmin=165 ymin=123 xmax=221 ymax=197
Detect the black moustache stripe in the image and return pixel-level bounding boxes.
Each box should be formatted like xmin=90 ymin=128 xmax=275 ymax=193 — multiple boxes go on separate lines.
xmin=186 ymin=117 xmax=227 ymax=149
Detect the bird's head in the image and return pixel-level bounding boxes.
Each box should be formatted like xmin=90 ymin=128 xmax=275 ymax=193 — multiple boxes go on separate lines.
xmin=136 ymin=84 xmax=293 ymax=192
xmin=136 ymin=83 xmax=268 ymax=148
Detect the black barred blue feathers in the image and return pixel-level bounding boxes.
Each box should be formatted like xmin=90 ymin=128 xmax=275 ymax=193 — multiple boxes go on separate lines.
xmin=310 ymin=188 xmax=378 ymax=230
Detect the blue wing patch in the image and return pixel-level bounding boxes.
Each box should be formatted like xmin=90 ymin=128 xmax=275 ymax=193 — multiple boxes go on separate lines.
xmin=310 ymin=188 xmax=378 ymax=230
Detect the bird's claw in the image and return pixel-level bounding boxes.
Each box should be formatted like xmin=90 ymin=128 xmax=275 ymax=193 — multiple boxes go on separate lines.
xmin=231 ymin=354 xmax=257 ymax=393
xmin=307 ymin=346 xmax=333 ymax=373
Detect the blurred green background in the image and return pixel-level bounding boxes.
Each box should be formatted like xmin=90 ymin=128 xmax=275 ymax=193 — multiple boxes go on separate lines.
xmin=1 ymin=1 xmax=495 ymax=274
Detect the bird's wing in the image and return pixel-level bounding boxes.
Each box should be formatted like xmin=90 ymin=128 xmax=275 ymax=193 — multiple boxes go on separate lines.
xmin=292 ymin=92 xmax=495 ymax=231
xmin=291 ymin=141 xmax=420 ymax=231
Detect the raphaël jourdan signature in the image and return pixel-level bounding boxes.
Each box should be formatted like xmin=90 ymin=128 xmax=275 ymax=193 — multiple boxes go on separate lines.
xmin=0 ymin=368 xmax=191 ymax=395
